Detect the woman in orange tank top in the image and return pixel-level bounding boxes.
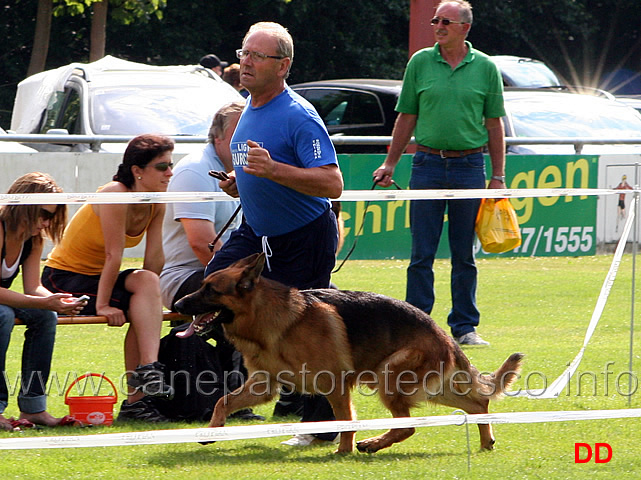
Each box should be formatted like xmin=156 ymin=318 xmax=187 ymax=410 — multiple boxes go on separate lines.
xmin=42 ymin=134 xmax=176 ymax=422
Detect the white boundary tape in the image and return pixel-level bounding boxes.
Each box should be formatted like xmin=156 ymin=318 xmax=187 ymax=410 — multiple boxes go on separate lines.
xmin=515 ymin=197 xmax=637 ymax=398
xmin=0 ymin=188 xmax=630 ymax=205
xmin=1 ymin=187 xmax=638 ymax=449
xmin=1 ymin=408 xmax=640 ymax=450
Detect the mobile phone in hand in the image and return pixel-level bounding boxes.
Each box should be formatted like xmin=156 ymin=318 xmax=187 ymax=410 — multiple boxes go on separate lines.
xmin=208 ymin=170 xmax=230 ymax=181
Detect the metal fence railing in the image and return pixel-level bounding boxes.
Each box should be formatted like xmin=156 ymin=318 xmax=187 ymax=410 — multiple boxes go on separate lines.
xmin=3 ymin=134 xmax=641 ymax=154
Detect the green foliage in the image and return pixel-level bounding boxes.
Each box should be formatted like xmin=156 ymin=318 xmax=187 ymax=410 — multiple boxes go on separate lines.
xmin=53 ymin=0 xmax=167 ymax=24
xmin=0 ymin=2 xmax=34 ymax=124
xmin=1 ymin=0 xmax=641 ymax=128
xmin=110 ymin=0 xmax=167 ymax=24
xmin=53 ymin=1 xmax=90 ymax=16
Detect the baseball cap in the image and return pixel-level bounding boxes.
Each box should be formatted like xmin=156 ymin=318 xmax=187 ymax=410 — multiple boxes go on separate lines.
xmin=199 ymin=54 xmax=229 ymax=69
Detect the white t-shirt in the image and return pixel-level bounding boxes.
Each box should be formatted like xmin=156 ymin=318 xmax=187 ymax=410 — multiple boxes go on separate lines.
xmin=159 ymin=143 xmax=241 ymax=308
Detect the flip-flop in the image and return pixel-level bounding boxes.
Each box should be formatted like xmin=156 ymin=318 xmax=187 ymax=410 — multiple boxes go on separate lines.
xmin=56 ymin=415 xmax=84 ymax=427
xmin=13 ymin=415 xmax=83 ymax=428
xmin=9 ymin=418 xmax=36 ymax=429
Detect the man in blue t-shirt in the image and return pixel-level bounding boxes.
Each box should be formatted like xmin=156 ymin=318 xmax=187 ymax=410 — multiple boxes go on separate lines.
xmin=205 ymin=22 xmax=343 ymax=446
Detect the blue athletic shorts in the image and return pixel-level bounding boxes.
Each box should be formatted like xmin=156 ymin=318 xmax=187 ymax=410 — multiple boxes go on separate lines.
xmin=205 ymin=207 xmax=338 ymax=290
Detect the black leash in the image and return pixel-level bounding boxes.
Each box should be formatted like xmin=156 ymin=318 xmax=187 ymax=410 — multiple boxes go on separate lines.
xmin=205 ymin=172 xmax=403 ymax=261
xmin=332 ymin=179 xmax=402 ymax=274
xmin=208 ymin=170 xmax=242 ymax=252
xmin=208 ymin=204 xmax=242 ymax=252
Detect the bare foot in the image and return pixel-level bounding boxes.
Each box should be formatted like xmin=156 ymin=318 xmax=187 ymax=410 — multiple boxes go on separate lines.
xmin=0 ymin=414 xmax=16 ymax=431
xmin=19 ymin=410 xmax=61 ymax=427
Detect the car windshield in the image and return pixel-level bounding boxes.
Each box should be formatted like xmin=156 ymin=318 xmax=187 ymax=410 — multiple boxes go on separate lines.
xmin=508 ymin=94 xmax=641 ymax=138
xmin=494 ymin=58 xmax=560 ymax=88
xmin=90 ymin=84 xmax=228 ymax=136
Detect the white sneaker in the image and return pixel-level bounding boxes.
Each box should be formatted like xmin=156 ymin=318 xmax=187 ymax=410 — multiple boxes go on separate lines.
xmin=456 ymin=332 xmax=490 ymax=346
xmin=281 ymin=434 xmax=317 ymax=446
xmin=281 ymin=434 xmax=338 ymax=446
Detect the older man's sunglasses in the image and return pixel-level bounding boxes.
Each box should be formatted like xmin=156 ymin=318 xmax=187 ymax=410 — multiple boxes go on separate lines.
xmin=431 ymin=17 xmax=466 ymax=26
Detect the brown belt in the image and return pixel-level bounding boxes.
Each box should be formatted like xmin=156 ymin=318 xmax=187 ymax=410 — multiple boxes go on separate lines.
xmin=416 ymin=144 xmax=484 ymax=158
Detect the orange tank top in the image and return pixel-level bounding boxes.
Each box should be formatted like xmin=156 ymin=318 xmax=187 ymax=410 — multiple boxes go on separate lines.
xmin=46 ymin=202 xmax=154 ymax=275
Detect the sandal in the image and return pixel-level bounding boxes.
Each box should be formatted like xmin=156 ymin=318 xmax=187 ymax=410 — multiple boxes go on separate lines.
xmin=56 ymin=415 xmax=84 ymax=427
xmin=9 ymin=418 xmax=36 ymax=430
xmin=17 ymin=413 xmax=83 ymax=428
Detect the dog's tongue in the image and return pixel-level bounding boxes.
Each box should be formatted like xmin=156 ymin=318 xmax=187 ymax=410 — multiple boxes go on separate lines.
xmin=176 ymin=321 xmax=195 ymax=339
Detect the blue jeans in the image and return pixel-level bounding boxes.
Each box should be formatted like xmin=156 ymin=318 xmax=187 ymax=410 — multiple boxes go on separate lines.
xmin=0 ymin=305 xmax=57 ymax=414
xmin=405 ymin=151 xmax=486 ymax=338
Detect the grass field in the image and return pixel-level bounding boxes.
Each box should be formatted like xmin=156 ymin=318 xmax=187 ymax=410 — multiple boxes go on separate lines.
xmin=1 ymin=255 xmax=640 ymax=479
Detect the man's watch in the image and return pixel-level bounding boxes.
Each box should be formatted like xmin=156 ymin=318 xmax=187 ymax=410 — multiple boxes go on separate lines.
xmin=491 ymin=175 xmax=505 ymax=183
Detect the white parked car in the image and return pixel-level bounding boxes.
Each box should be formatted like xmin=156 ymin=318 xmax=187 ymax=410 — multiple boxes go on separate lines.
xmin=492 ymin=55 xmax=561 ymax=88
xmin=0 ymin=127 xmax=37 ymax=153
xmin=616 ymin=95 xmax=641 ymax=115
xmin=10 ymin=55 xmax=243 ymax=153
xmin=503 ymin=89 xmax=641 ymax=154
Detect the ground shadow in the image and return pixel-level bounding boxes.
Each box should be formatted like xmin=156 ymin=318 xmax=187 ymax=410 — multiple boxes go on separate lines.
xmin=146 ymin=441 xmax=464 ymax=468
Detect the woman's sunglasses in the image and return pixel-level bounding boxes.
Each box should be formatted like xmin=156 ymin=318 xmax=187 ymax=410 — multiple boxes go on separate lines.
xmin=150 ymin=162 xmax=174 ymax=172
xmin=39 ymin=208 xmax=56 ymax=221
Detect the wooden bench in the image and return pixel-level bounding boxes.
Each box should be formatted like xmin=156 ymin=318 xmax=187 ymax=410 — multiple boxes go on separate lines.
xmin=14 ymin=311 xmax=191 ymax=325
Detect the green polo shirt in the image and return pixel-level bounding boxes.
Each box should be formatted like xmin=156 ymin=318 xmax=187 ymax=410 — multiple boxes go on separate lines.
xmin=396 ymin=41 xmax=505 ymax=150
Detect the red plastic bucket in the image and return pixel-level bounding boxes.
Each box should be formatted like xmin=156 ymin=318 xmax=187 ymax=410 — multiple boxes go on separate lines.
xmin=64 ymin=373 xmax=118 ymax=426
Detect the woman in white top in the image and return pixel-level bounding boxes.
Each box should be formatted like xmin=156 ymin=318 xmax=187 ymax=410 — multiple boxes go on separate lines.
xmin=0 ymin=172 xmax=85 ymax=431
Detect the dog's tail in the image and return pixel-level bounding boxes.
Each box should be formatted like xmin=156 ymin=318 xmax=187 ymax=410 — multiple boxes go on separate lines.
xmin=481 ymin=353 xmax=525 ymax=400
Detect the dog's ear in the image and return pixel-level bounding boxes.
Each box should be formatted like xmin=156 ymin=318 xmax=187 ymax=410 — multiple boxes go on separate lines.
xmin=233 ymin=252 xmax=264 ymax=268
xmin=237 ymin=253 xmax=266 ymax=292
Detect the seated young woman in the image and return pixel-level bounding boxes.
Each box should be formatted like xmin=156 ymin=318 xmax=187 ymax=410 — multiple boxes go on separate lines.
xmin=42 ymin=134 xmax=176 ymax=423
xmin=0 ymin=172 xmax=86 ymax=431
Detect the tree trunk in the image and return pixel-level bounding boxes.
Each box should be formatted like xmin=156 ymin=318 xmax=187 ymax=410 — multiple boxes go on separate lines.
xmin=89 ymin=0 xmax=108 ymax=62
xmin=26 ymin=0 xmax=53 ymax=77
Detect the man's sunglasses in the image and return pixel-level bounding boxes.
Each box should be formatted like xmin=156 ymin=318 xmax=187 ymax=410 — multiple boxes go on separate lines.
xmin=431 ymin=17 xmax=466 ymax=26
xmin=149 ymin=162 xmax=174 ymax=172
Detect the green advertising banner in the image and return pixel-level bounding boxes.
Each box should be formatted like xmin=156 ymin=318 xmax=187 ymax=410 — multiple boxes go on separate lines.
xmin=337 ymin=154 xmax=598 ymax=260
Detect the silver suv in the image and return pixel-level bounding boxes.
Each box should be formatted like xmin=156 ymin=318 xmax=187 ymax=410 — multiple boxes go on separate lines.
xmin=11 ymin=56 xmax=243 ymax=153
xmin=492 ymin=55 xmax=561 ymax=88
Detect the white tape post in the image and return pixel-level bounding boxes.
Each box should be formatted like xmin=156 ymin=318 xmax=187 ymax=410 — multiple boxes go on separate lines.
xmin=0 ymin=408 xmax=640 ymax=450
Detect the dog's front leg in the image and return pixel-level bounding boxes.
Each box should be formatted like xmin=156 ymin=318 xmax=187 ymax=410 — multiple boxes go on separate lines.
xmin=209 ymin=377 xmax=275 ymax=428
xmin=326 ymin=391 xmax=356 ymax=454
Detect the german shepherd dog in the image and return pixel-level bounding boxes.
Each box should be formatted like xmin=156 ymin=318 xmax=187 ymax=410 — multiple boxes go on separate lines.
xmin=174 ymin=253 xmax=523 ymax=454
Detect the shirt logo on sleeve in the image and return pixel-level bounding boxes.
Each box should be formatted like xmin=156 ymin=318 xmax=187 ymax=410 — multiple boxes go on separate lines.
xmin=312 ymin=138 xmax=322 ymax=159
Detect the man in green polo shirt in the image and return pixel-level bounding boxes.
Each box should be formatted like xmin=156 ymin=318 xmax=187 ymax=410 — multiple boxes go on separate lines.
xmin=373 ymin=0 xmax=506 ymax=346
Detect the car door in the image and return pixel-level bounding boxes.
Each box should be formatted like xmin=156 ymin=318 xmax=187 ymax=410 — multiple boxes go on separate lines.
xmin=39 ymin=86 xmax=82 ymax=135
xmin=34 ymin=81 xmax=92 ymax=152
xmin=294 ymin=86 xmax=389 ymax=152
xmin=297 ymin=87 xmax=386 ymax=135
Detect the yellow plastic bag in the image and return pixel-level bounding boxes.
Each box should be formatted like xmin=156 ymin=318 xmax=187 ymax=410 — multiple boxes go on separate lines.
xmin=475 ymin=198 xmax=522 ymax=253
